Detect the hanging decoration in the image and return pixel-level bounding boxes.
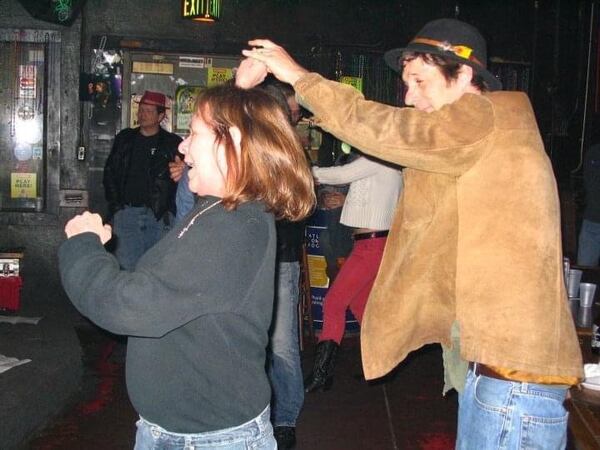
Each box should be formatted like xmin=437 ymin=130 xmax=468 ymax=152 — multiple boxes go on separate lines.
xmin=53 ymin=0 xmax=73 ymax=23
xmin=182 ymin=0 xmax=222 ymax=22
xmin=16 ymin=0 xmax=86 ymax=26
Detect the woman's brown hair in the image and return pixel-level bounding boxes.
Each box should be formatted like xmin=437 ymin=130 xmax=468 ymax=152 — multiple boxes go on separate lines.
xmin=195 ymin=84 xmax=315 ymax=221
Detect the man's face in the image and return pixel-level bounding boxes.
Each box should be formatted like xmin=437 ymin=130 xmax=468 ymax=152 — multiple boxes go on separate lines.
xmin=137 ymin=103 xmax=164 ymax=130
xmin=402 ymin=57 xmax=468 ymax=112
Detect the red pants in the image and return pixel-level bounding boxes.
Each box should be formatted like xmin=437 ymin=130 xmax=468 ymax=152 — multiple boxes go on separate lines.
xmin=319 ymin=236 xmax=387 ymax=344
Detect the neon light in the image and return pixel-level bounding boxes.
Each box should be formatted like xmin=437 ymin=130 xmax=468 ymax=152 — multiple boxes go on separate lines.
xmin=54 ymin=0 xmax=72 ymax=23
xmin=181 ymin=0 xmax=221 ymax=22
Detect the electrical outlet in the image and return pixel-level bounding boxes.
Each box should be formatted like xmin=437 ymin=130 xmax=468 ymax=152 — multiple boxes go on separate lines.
xmin=77 ymin=146 xmax=86 ymax=161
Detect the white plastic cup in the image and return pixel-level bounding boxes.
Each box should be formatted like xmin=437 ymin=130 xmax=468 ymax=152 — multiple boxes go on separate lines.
xmin=578 ymin=304 xmax=594 ymax=327
xmin=580 ymin=282 xmax=597 ymax=308
xmin=568 ymin=269 xmax=583 ymax=298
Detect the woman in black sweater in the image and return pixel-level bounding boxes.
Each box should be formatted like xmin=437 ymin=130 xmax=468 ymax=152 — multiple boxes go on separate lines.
xmin=58 ymin=85 xmax=315 ymax=450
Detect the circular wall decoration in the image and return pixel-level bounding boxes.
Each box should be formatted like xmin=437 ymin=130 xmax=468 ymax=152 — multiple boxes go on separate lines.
xmin=14 ymin=142 xmax=33 ymax=161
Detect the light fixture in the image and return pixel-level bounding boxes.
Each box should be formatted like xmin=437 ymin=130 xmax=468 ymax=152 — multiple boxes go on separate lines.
xmin=182 ymin=0 xmax=221 ymax=23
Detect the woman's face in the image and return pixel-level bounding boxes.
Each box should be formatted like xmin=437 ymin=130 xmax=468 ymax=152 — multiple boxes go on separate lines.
xmin=178 ymin=112 xmax=228 ymax=197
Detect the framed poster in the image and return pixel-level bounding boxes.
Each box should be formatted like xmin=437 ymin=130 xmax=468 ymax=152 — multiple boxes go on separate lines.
xmin=175 ymin=86 xmax=203 ymax=133
xmin=207 ymin=67 xmax=233 ymax=87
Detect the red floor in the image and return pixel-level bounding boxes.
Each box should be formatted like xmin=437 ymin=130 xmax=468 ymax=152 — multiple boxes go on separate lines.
xmin=23 ymin=322 xmax=458 ymax=450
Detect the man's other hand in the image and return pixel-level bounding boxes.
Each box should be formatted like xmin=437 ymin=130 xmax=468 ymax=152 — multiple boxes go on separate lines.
xmin=169 ymin=155 xmax=185 ymax=183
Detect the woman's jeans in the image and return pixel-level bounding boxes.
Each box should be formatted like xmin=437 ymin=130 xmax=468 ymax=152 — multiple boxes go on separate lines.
xmin=268 ymin=261 xmax=304 ymax=428
xmin=457 ymin=365 xmax=569 ymax=449
xmin=134 ymin=406 xmax=276 ymax=450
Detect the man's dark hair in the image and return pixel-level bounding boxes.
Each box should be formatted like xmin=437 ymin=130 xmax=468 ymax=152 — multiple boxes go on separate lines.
xmin=156 ymin=105 xmax=166 ymax=115
xmin=402 ymin=52 xmax=489 ymax=92
xmin=261 ymin=80 xmax=292 ymax=121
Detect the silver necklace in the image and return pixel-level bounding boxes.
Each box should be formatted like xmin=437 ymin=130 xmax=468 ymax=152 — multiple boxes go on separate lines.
xmin=177 ymin=199 xmax=222 ymax=238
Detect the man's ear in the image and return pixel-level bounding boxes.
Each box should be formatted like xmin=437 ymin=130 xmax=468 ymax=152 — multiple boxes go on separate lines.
xmin=229 ymin=126 xmax=242 ymax=153
xmin=457 ymin=65 xmax=474 ymax=90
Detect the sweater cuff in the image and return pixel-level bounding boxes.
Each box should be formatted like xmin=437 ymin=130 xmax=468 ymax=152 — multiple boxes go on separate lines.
xmin=58 ymin=232 xmax=105 ymax=267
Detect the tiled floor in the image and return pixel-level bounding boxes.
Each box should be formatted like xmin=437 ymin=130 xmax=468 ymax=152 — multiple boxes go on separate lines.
xmin=24 ymin=322 xmax=458 ymax=450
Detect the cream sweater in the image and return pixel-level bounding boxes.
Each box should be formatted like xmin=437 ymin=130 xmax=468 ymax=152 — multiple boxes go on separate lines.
xmin=313 ymin=156 xmax=402 ymax=230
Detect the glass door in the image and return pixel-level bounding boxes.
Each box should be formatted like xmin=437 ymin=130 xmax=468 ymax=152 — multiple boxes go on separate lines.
xmin=0 ymin=31 xmax=53 ymax=212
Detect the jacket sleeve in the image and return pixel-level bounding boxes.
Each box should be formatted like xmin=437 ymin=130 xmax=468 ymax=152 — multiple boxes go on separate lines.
xmin=162 ymin=130 xmax=183 ymax=160
xmin=313 ymin=157 xmax=387 ymax=185
xmin=294 ymin=73 xmax=495 ymax=176
xmin=58 ymin=210 xmax=271 ymax=338
xmin=175 ymin=167 xmax=195 ymax=221
xmin=174 ymin=134 xmax=184 ymax=159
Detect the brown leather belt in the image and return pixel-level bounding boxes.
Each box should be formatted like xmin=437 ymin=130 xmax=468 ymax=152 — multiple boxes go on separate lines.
xmin=353 ymin=230 xmax=389 ymax=241
xmin=469 ymin=362 xmax=512 ymax=382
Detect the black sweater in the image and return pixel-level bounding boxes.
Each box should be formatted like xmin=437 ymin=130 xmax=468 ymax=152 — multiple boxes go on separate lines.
xmin=58 ymin=197 xmax=275 ymax=433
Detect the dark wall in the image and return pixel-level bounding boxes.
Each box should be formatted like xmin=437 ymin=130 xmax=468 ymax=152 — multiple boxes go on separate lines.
xmin=0 ymin=0 xmax=82 ymax=291
xmin=79 ymin=0 xmax=595 ymax=186
xmin=0 ymin=0 xmax=595 ymax=287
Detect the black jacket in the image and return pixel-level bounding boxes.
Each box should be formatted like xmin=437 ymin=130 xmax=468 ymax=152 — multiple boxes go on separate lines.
xmin=103 ymin=127 xmax=182 ymax=221
xmin=276 ymin=220 xmax=305 ymax=263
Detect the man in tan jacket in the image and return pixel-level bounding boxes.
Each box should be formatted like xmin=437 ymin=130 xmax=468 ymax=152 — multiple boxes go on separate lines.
xmin=240 ymin=18 xmax=583 ymax=449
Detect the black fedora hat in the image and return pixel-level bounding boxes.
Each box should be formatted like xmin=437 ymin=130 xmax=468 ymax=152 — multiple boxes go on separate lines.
xmin=384 ymin=18 xmax=502 ymax=91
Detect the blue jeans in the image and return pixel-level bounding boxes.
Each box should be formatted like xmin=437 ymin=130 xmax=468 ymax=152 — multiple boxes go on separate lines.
xmin=578 ymin=219 xmax=600 ymax=266
xmin=134 ymin=406 xmax=276 ymax=450
xmin=457 ymin=365 xmax=568 ymax=449
xmin=268 ymin=261 xmax=304 ymax=428
xmin=113 ymin=206 xmax=171 ymax=270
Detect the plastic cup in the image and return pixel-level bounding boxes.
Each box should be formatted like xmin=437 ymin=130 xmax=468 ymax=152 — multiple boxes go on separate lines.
xmin=578 ymin=304 xmax=594 ymax=327
xmin=580 ymin=282 xmax=597 ymax=308
xmin=568 ymin=298 xmax=579 ymax=321
xmin=567 ymin=269 xmax=583 ymax=298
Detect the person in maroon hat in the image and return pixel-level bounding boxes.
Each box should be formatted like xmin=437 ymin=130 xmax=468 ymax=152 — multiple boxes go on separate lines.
xmin=239 ymin=18 xmax=582 ymax=449
xmin=103 ymin=90 xmax=183 ymax=270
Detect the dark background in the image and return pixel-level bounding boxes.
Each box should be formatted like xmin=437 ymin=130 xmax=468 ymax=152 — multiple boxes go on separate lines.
xmin=0 ymin=0 xmax=596 ymax=283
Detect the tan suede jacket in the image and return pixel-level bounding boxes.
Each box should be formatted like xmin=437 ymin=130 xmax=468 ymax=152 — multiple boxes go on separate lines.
xmin=295 ymin=73 xmax=583 ymax=380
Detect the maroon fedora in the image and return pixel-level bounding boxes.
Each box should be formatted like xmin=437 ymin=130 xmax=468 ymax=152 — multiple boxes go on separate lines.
xmin=384 ymin=18 xmax=502 ymax=91
xmin=137 ymin=90 xmax=169 ymax=109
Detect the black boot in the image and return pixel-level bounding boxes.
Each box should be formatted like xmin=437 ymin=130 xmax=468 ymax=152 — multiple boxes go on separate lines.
xmin=304 ymin=340 xmax=338 ymax=393
xmin=274 ymin=426 xmax=296 ymax=450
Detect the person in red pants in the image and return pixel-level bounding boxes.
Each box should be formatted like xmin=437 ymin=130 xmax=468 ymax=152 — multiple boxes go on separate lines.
xmin=305 ymin=154 xmax=403 ymax=392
